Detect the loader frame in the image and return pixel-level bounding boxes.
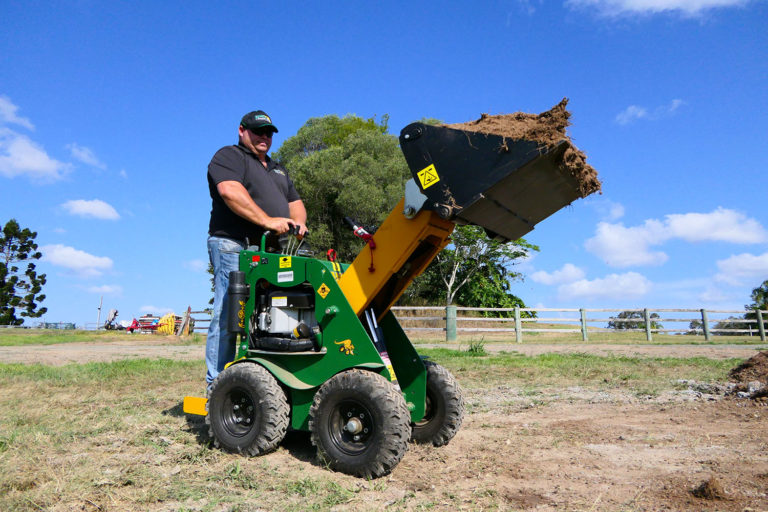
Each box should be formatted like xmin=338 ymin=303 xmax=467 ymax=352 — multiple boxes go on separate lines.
xmin=184 ymin=120 xmax=592 ymax=478
xmin=226 ymin=200 xmax=454 ymax=429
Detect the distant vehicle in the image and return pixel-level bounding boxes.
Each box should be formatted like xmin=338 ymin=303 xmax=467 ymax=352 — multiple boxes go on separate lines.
xmin=103 ymin=309 xmax=122 ymax=330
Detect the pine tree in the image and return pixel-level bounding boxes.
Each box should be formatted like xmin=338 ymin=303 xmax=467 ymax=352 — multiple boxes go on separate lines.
xmin=1 ymin=219 xmax=48 ymax=325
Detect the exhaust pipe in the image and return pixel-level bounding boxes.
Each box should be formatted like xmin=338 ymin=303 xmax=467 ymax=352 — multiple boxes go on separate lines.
xmin=227 ymin=270 xmax=249 ymax=334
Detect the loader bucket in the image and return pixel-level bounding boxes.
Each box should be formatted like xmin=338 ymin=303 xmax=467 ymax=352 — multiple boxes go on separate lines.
xmin=399 ymin=122 xmax=586 ymax=242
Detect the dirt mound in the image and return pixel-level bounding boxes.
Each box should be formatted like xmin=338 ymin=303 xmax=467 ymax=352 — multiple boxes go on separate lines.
xmin=445 ymin=98 xmax=601 ymax=197
xmin=690 ymin=476 xmax=727 ymax=500
xmin=729 ymin=351 xmax=768 ymax=385
xmin=728 ymin=351 xmax=768 ymax=400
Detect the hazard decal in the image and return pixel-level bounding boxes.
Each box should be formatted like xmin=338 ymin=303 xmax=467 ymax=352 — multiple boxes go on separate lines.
xmin=417 ymin=164 xmax=440 ymax=189
xmin=317 ymin=283 xmax=331 ymax=299
xmin=279 ymin=256 xmax=292 ymax=268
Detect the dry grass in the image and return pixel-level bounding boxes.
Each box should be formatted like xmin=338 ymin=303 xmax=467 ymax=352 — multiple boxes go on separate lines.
xmin=0 ymin=349 xmax=741 ymax=511
xmin=0 ymin=328 xmax=205 ymax=347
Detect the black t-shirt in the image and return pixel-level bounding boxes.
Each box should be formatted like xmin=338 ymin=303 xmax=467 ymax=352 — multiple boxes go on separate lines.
xmin=207 ymin=143 xmax=300 ymax=243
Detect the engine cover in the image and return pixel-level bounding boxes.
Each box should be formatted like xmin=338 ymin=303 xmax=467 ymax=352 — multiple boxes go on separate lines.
xmin=257 ymin=289 xmax=316 ymax=336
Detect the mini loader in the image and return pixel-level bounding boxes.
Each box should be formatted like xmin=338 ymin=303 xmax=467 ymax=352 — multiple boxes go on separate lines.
xmin=184 ymin=120 xmax=593 ymax=478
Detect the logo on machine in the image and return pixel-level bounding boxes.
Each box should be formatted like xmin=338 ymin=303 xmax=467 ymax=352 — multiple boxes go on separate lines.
xmin=417 ymin=164 xmax=440 ymax=189
xmin=335 ymin=339 xmax=355 ymax=355
xmin=237 ymin=299 xmax=245 ymax=328
xmin=279 ymin=256 xmax=292 ymax=268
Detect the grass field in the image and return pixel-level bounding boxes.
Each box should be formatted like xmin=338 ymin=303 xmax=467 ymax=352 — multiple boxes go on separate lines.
xmin=0 ymin=345 xmax=743 ymax=512
xmin=0 ymin=329 xmax=205 ymax=347
xmin=1 ymin=326 xmax=764 ymax=347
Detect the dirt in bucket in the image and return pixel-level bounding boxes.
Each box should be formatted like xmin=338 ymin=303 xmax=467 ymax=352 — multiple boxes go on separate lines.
xmin=445 ymin=98 xmax=602 ymax=198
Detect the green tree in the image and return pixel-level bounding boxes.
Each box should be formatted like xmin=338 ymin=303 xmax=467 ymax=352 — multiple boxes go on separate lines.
xmin=607 ymin=310 xmax=662 ymax=330
xmin=273 ymin=114 xmax=409 ymax=261
xmin=744 ymin=279 xmax=768 ymax=331
xmin=273 ymin=114 xmax=537 ymax=312
xmin=401 ymin=225 xmax=537 ymax=311
xmin=1 ymin=219 xmax=47 ymax=325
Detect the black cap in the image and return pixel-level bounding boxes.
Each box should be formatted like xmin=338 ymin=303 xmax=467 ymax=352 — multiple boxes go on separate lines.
xmin=240 ymin=110 xmax=278 ymax=133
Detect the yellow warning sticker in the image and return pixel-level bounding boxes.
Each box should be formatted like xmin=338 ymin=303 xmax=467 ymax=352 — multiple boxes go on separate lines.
xmin=317 ymin=283 xmax=331 ymax=299
xmin=279 ymin=256 xmax=292 ymax=268
xmin=417 ymin=164 xmax=440 ymax=189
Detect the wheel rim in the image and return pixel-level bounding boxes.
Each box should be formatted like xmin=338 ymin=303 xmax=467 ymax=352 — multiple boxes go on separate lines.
xmin=415 ymin=388 xmax=436 ymax=427
xmin=221 ymin=387 xmax=257 ymax=437
xmin=328 ymin=399 xmax=375 ymax=456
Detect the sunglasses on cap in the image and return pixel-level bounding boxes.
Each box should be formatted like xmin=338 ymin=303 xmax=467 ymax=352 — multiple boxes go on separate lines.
xmin=249 ymin=128 xmax=274 ymax=137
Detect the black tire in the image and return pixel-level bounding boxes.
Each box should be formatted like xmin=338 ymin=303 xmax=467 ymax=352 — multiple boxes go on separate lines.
xmin=411 ymin=361 xmax=464 ymax=446
xmin=207 ymin=363 xmax=289 ymax=456
xmin=309 ymin=369 xmax=411 ymax=478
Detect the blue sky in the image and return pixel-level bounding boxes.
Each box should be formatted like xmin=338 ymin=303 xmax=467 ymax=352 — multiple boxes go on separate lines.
xmin=1 ymin=0 xmax=767 ymax=327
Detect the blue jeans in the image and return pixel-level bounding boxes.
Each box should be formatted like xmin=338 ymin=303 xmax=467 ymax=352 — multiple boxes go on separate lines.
xmin=205 ymin=236 xmax=246 ymax=385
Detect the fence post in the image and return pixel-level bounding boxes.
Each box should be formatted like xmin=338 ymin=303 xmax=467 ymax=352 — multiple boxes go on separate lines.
xmin=757 ymin=310 xmax=766 ymax=342
xmin=445 ymin=305 xmax=457 ymax=342
xmin=580 ymin=308 xmax=588 ymax=342
xmin=701 ymin=309 xmax=711 ymax=341
xmin=514 ymin=306 xmax=522 ymax=343
xmin=643 ymin=308 xmax=653 ymax=342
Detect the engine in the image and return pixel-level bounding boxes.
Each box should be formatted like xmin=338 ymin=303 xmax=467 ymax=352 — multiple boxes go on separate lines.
xmin=224 ymin=269 xmax=317 ymax=352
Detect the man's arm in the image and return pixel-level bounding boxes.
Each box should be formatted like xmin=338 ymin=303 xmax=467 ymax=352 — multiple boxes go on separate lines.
xmin=288 ymin=199 xmax=308 ymax=236
xmin=217 ymin=180 xmax=294 ymax=234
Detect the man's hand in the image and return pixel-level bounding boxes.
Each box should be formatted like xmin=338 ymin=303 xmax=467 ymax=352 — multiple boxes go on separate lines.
xmin=291 ymin=222 xmax=308 ymax=237
xmin=264 ymin=216 xmax=295 ymax=234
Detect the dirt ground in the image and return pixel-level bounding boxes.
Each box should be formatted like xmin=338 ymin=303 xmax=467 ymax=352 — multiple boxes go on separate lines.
xmin=190 ymin=363 xmax=768 ymax=511
xmin=3 ymin=340 xmax=767 ymax=510
xmin=1 ymin=337 xmax=765 ymax=366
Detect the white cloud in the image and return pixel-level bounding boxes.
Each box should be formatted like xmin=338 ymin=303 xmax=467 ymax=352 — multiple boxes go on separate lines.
xmin=66 ymin=143 xmax=107 ymax=169
xmin=183 ymin=259 xmax=208 ymax=272
xmin=41 ymin=244 xmax=113 ymax=278
xmin=0 ymin=128 xmax=71 ymax=181
xmin=697 ymin=285 xmax=733 ymax=304
xmin=531 ymin=263 xmax=586 ymax=285
xmin=586 ymin=208 xmax=767 ymax=267
xmin=0 ymin=95 xmax=34 ymax=130
xmin=586 ymin=198 xmax=625 ymax=221
xmin=585 ymin=220 xmax=669 ymax=267
xmin=715 ymin=251 xmax=768 ymax=285
xmin=665 ymin=207 xmax=767 ymax=243
xmin=61 ymin=199 xmax=120 ymax=220
xmin=87 ymin=284 xmax=123 ymax=295
xmin=140 ymin=305 xmax=174 ymax=315
xmin=615 ymin=99 xmax=685 ymax=125
xmin=558 ymin=271 xmax=652 ymax=301
xmin=616 ymin=105 xmax=649 ymax=125
xmin=566 ymin=0 xmax=751 ymax=16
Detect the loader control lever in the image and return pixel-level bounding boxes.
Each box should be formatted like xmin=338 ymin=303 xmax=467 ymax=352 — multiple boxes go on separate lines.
xmin=344 ymin=217 xmax=376 ymax=272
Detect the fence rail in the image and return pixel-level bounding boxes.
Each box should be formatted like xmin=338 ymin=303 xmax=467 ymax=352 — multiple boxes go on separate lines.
xmin=392 ymin=306 xmax=768 ymax=342
xmin=19 ymin=306 xmax=768 ymax=343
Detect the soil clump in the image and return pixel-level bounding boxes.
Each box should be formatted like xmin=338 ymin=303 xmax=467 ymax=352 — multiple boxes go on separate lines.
xmin=729 ymin=350 xmax=768 ymax=385
xmin=445 ymin=98 xmax=601 ymax=197
xmin=727 ymin=350 xmax=768 ymax=400
xmin=690 ymin=476 xmax=728 ymax=500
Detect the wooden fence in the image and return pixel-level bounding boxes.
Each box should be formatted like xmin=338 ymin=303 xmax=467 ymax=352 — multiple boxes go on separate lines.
xmin=66 ymin=306 xmax=768 ymax=342
xmin=391 ymin=306 xmax=768 ymax=342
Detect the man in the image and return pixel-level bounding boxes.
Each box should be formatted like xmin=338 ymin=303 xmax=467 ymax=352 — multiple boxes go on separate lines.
xmin=206 ymin=110 xmax=307 ymax=389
